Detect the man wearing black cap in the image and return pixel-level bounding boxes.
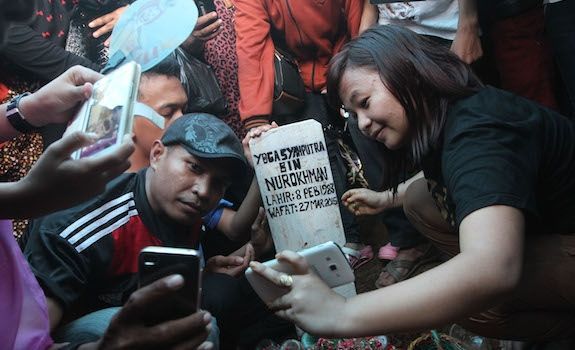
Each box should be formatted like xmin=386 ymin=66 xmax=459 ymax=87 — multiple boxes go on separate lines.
xmin=22 ymin=113 xmax=258 ymax=343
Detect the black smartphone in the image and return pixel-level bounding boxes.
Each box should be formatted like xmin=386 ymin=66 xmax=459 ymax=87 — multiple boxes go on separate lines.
xmin=138 ymin=246 xmax=201 ymax=323
xmin=195 ymin=0 xmax=217 ymax=16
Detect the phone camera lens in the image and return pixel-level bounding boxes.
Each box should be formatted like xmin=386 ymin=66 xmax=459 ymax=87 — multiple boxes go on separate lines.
xmin=329 ymin=264 xmax=337 ymax=271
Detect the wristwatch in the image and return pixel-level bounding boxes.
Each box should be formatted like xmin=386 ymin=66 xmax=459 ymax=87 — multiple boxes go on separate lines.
xmin=6 ymin=92 xmax=41 ymax=133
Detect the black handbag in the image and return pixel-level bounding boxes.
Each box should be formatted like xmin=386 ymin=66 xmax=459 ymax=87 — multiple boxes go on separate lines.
xmin=174 ymin=48 xmax=228 ymax=116
xmin=272 ymin=47 xmax=306 ymax=117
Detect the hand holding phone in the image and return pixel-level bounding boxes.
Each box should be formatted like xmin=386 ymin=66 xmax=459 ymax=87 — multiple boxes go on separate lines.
xmin=138 ymin=246 xmax=202 ymax=323
xmin=100 ymin=275 xmax=213 ymax=349
xmin=245 ymin=241 xmax=354 ymax=304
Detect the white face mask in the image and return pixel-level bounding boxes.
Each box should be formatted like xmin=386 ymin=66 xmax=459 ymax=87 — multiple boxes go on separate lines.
xmin=133 ymin=101 xmax=165 ymax=129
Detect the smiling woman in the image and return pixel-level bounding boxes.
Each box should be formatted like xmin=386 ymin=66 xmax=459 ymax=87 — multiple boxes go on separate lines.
xmin=248 ymin=24 xmax=575 ymax=342
xmin=338 ymin=67 xmax=409 ymax=150
xmin=327 ymin=25 xmax=483 ymax=192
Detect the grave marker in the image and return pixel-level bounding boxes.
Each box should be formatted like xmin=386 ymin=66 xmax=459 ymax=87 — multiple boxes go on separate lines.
xmin=250 ymin=120 xmax=346 ymax=252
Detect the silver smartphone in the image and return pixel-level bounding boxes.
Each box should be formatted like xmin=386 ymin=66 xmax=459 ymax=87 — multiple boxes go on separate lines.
xmin=138 ymin=246 xmax=201 ymax=322
xmin=66 ymin=61 xmax=141 ymax=159
xmin=245 ymin=241 xmax=354 ymax=304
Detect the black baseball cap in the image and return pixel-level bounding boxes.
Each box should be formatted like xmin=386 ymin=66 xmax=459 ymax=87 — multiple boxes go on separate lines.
xmin=161 ymin=113 xmax=248 ymax=176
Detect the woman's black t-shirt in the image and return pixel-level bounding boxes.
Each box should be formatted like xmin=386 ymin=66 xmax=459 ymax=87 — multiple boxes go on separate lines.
xmin=422 ymin=86 xmax=575 ymax=235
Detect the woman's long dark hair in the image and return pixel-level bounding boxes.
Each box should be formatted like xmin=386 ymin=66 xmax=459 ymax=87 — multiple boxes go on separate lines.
xmin=327 ymin=25 xmax=483 ymax=192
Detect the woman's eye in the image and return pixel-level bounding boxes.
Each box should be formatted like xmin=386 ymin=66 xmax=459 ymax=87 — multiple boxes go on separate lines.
xmin=360 ymin=98 xmax=369 ymax=109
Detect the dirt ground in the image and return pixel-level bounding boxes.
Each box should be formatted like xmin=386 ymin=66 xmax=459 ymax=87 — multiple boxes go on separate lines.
xmin=353 ymin=215 xmax=442 ymax=349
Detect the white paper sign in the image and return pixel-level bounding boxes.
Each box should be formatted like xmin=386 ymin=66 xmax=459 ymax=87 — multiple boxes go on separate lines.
xmin=250 ymin=120 xmax=346 ymax=252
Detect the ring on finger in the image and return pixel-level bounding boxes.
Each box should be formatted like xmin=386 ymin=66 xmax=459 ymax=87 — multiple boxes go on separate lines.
xmin=279 ymin=274 xmax=293 ymax=287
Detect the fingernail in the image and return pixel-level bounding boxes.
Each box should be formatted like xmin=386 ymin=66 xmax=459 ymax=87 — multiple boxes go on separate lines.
xmin=165 ymin=274 xmax=184 ymax=288
xmin=236 ymin=257 xmax=244 ymax=264
xmin=198 ymin=342 xmax=214 ymax=350
xmin=203 ymin=312 xmax=212 ymax=323
xmin=88 ymin=22 xmax=94 ymax=27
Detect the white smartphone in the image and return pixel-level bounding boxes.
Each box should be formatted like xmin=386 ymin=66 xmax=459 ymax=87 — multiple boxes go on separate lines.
xmin=67 ymin=61 xmax=141 ymax=159
xmin=245 ymin=241 xmax=354 ymax=304
xmin=138 ymin=246 xmax=201 ymax=323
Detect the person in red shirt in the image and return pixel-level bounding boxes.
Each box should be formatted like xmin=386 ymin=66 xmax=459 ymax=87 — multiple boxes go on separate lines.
xmin=234 ymin=0 xmax=371 ymax=260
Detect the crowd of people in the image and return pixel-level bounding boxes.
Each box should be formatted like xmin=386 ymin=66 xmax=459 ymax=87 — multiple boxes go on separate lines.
xmin=1 ymin=0 xmax=574 ymax=349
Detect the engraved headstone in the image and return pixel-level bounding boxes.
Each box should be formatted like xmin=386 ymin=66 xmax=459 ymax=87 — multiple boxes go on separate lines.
xmin=250 ymin=120 xmax=346 ymax=252
xmin=250 ymin=120 xmax=356 ymax=297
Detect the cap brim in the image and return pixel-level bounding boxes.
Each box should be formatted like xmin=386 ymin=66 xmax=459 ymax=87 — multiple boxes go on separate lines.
xmin=180 ymin=145 xmax=248 ymax=180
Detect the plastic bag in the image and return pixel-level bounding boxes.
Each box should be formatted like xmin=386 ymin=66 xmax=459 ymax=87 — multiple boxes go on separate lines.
xmin=174 ymin=48 xmax=228 ymax=116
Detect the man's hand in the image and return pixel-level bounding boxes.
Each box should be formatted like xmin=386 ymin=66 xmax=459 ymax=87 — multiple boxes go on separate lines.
xmin=205 ymin=244 xmax=255 ymax=277
xmin=242 ymin=122 xmax=278 ymax=167
xmin=18 ymin=65 xmax=103 ymax=127
xmin=88 ymin=6 xmax=129 ymax=46
xmin=90 ymin=275 xmax=213 ymax=350
xmin=11 ymin=132 xmax=134 ymax=218
xmin=250 ymin=207 xmax=274 ymax=258
xmin=450 ymin=25 xmax=483 ymax=64
xmin=452 ymin=0 xmax=482 ymax=64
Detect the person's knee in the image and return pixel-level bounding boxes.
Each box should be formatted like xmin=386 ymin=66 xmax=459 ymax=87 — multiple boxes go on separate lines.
xmin=403 ymin=178 xmax=430 ymax=224
xmin=52 ymin=307 xmax=121 ymax=344
xmin=459 ymin=306 xmax=575 ymax=341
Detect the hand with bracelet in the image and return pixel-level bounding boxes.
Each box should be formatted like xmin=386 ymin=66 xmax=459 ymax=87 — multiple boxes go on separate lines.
xmin=1 ymin=65 xmax=103 ymax=141
xmin=0 ymin=65 xmax=135 ymax=218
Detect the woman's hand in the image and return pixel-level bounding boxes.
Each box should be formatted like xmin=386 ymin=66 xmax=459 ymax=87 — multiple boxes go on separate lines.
xmin=249 ymin=250 xmax=346 ymax=337
xmin=242 ymin=122 xmax=278 ymax=167
xmin=341 ymin=188 xmax=392 ymax=216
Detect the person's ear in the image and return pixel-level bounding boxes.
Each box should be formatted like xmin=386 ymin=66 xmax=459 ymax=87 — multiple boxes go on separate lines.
xmin=149 ymin=140 xmax=166 ymax=170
